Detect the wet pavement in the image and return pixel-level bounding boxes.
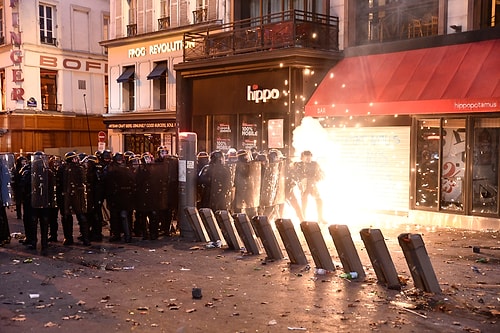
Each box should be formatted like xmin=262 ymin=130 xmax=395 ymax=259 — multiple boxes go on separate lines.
xmin=0 ymin=207 xmax=499 ymax=332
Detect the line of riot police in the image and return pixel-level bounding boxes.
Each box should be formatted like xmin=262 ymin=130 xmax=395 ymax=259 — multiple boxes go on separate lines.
xmin=1 ymin=147 xmax=179 ymax=255
xmin=197 ymin=148 xmax=324 ymax=224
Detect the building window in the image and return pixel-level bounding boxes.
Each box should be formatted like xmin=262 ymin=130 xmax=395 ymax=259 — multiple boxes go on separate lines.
xmin=0 ymin=5 xmax=4 ymax=45
xmin=473 ymin=0 xmax=499 ymax=29
xmin=39 ymin=4 xmax=57 ymax=45
xmin=127 ymin=0 xmax=137 ymax=36
xmin=117 ymin=66 xmax=135 ymax=112
xmin=147 ymin=62 xmax=168 ymax=110
xmin=413 ymin=116 xmax=500 ymax=217
xmin=40 ymin=69 xmax=58 ymax=111
xmin=103 ymin=14 xmax=109 ymax=54
xmin=78 ymin=80 xmax=86 ymax=90
xmin=193 ymin=0 xmax=208 ymax=24
xmin=159 ymin=0 xmax=171 ymax=29
xmin=352 ymin=0 xmax=438 ymax=45
xmin=472 ymin=118 xmax=499 ymax=214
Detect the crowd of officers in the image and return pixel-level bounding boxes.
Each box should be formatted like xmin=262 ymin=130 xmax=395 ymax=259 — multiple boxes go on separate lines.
xmin=0 ymin=146 xmax=323 ymax=256
xmin=6 ymin=147 xmax=178 ymax=255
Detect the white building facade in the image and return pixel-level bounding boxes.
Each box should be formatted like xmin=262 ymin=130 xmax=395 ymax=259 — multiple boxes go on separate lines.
xmin=102 ymin=0 xmax=231 ymax=154
xmin=0 ymin=0 xmax=109 ymax=154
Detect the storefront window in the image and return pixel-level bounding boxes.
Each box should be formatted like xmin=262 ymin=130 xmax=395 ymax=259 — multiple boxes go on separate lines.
xmin=472 ymin=119 xmax=499 ymax=214
xmin=440 ymin=119 xmax=466 ymax=211
xmin=415 ymin=119 xmax=440 ymax=209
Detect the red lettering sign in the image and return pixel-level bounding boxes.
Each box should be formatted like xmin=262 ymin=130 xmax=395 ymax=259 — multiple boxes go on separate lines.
xmin=12 ymin=69 xmax=23 ymax=82
xmin=11 ymin=88 xmax=24 ymax=100
xmin=10 ymin=50 xmax=22 ymax=63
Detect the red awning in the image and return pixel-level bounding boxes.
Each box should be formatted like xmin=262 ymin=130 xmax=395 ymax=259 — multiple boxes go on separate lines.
xmin=305 ymin=39 xmax=500 ymax=117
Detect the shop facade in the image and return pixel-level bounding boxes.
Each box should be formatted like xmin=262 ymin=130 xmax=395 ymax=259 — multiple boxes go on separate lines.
xmin=102 ymin=32 xmax=184 ymax=155
xmin=0 ymin=0 xmax=108 ymax=154
xmin=305 ymin=34 xmax=500 ymax=230
xmin=175 ymin=9 xmax=341 ymax=158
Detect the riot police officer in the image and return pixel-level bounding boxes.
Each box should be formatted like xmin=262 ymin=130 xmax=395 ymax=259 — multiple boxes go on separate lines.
xmin=13 ymin=156 xmax=27 ymax=220
xmin=106 ymin=152 xmax=134 ymax=242
xmin=198 ymin=150 xmax=232 ymax=212
xmin=0 ymin=154 xmax=14 ymax=246
xmin=47 ymin=155 xmax=62 ymax=242
xmin=61 ymin=151 xmax=91 ymax=246
xmin=83 ymin=155 xmax=105 ymax=242
xmin=30 ymin=152 xmax=56 ymax=255
xmin=233 ymin=149 xmax=261 ymax=218
xmin=154 ymin=146 xmax=178 ymax=236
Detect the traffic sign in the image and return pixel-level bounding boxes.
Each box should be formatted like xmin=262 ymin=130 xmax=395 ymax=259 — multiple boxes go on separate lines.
xmin=98 ymin=131 xmax=106 ymax=143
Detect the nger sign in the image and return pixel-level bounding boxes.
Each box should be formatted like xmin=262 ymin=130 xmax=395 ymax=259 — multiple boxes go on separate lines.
xmin=246 ymin=84 xmax=280 ymax=104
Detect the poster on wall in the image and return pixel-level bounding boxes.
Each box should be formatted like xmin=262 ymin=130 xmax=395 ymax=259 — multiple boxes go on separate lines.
xmin=215 ymin=122 xmax=233 ymax=152
xmin=241 ymin=121 xmax=258 ymax=150
xmin=268 ymin=119 xmax=284 ymax=148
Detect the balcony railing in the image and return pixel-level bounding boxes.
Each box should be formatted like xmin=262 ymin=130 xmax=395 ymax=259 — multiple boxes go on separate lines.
xmin=40 ymin=35 xmax=57 ymax=46
xmin=183 ymin=10 xmax=339 ymax=61
xmin=158 ymin=16 xmax=170 ymax=30
xmin=42 ymin=102 xmax=62 ymax=112
xmin=193 ymin=7 xmax=208 ymax=24
xmin=127 ymin=24 xmax=137 ymax=37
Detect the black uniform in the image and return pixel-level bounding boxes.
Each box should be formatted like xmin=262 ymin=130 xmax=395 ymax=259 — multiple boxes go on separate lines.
xmin=61 ymin=152 xmax=90 ymax=246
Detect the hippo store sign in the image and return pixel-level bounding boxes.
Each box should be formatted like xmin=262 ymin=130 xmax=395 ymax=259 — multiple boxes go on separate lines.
xmin=247 ymin=84 xmax=280 ymax=103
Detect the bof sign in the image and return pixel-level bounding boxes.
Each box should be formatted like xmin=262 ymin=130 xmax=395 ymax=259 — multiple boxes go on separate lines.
xmin=98 ymin=131 xmax=106 ymax=143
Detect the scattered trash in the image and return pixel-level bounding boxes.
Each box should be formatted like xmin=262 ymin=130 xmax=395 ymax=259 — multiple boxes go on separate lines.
xmin=339 ymin=272 xmax=358 ymax=279
xmin=192 ymin=288 xmax=202 ymax=299
xmin=11 ymin=315 xmax=26 ymax=321
xmin=314 ymin=268 xmax=327 ymax=275
xmin=206 ymin=240 xmax=222 ymax=249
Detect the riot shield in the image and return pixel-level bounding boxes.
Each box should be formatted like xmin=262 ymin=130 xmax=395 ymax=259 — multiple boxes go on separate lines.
xmin=165 ymin=156 xmax=179 ymax=209
xmin=0 ymin=154 xmax=14 ymax=206
xmin=149 ymin=161 xmax=169 ymax=210
xmin=63 ymin=162 xmax=88 ymax=214
xmin=205 ymin=163 xmax=232 ymax=211
xmin=233 ymin=160 xmax=261 ymax=209
xmin=31 ymin=153 xmax=50 ymax=208
xmin=106 ymin=164 xmax=134 ymax=211
xmin=136 ymin=163 xmax=164 ymax=211
xmin=260 ymin=161 xmax=281 ymax=207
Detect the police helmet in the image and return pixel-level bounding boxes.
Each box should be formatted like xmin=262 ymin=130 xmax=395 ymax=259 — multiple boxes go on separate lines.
xmin=64 ymin=151 xmax=78 ymax=163
xmin=141 ymin=152 xmax=152 ymax=164
xmin=157 ymin=146 xmax=168 ymax=156
xmin=237 ymin=149 xmax=250 ymax=162
xmin=78 ymin=152 xmax=88 ymax=161
xmin=113 ymin=152 xmax=124 ymax=163
xmin=210 ymin=150 xmax=224 ymax=164
xmin=102 ymin=149 xmax=112 ymax=161
xmin=124 ymin=150 xmax=135 ymax=161
xmin=84 ymin=155 xmax=99 ymax=164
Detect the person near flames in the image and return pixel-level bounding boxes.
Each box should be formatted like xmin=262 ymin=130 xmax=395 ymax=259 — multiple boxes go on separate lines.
xmin=295 ymin=150 xmax=324 ymax=223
